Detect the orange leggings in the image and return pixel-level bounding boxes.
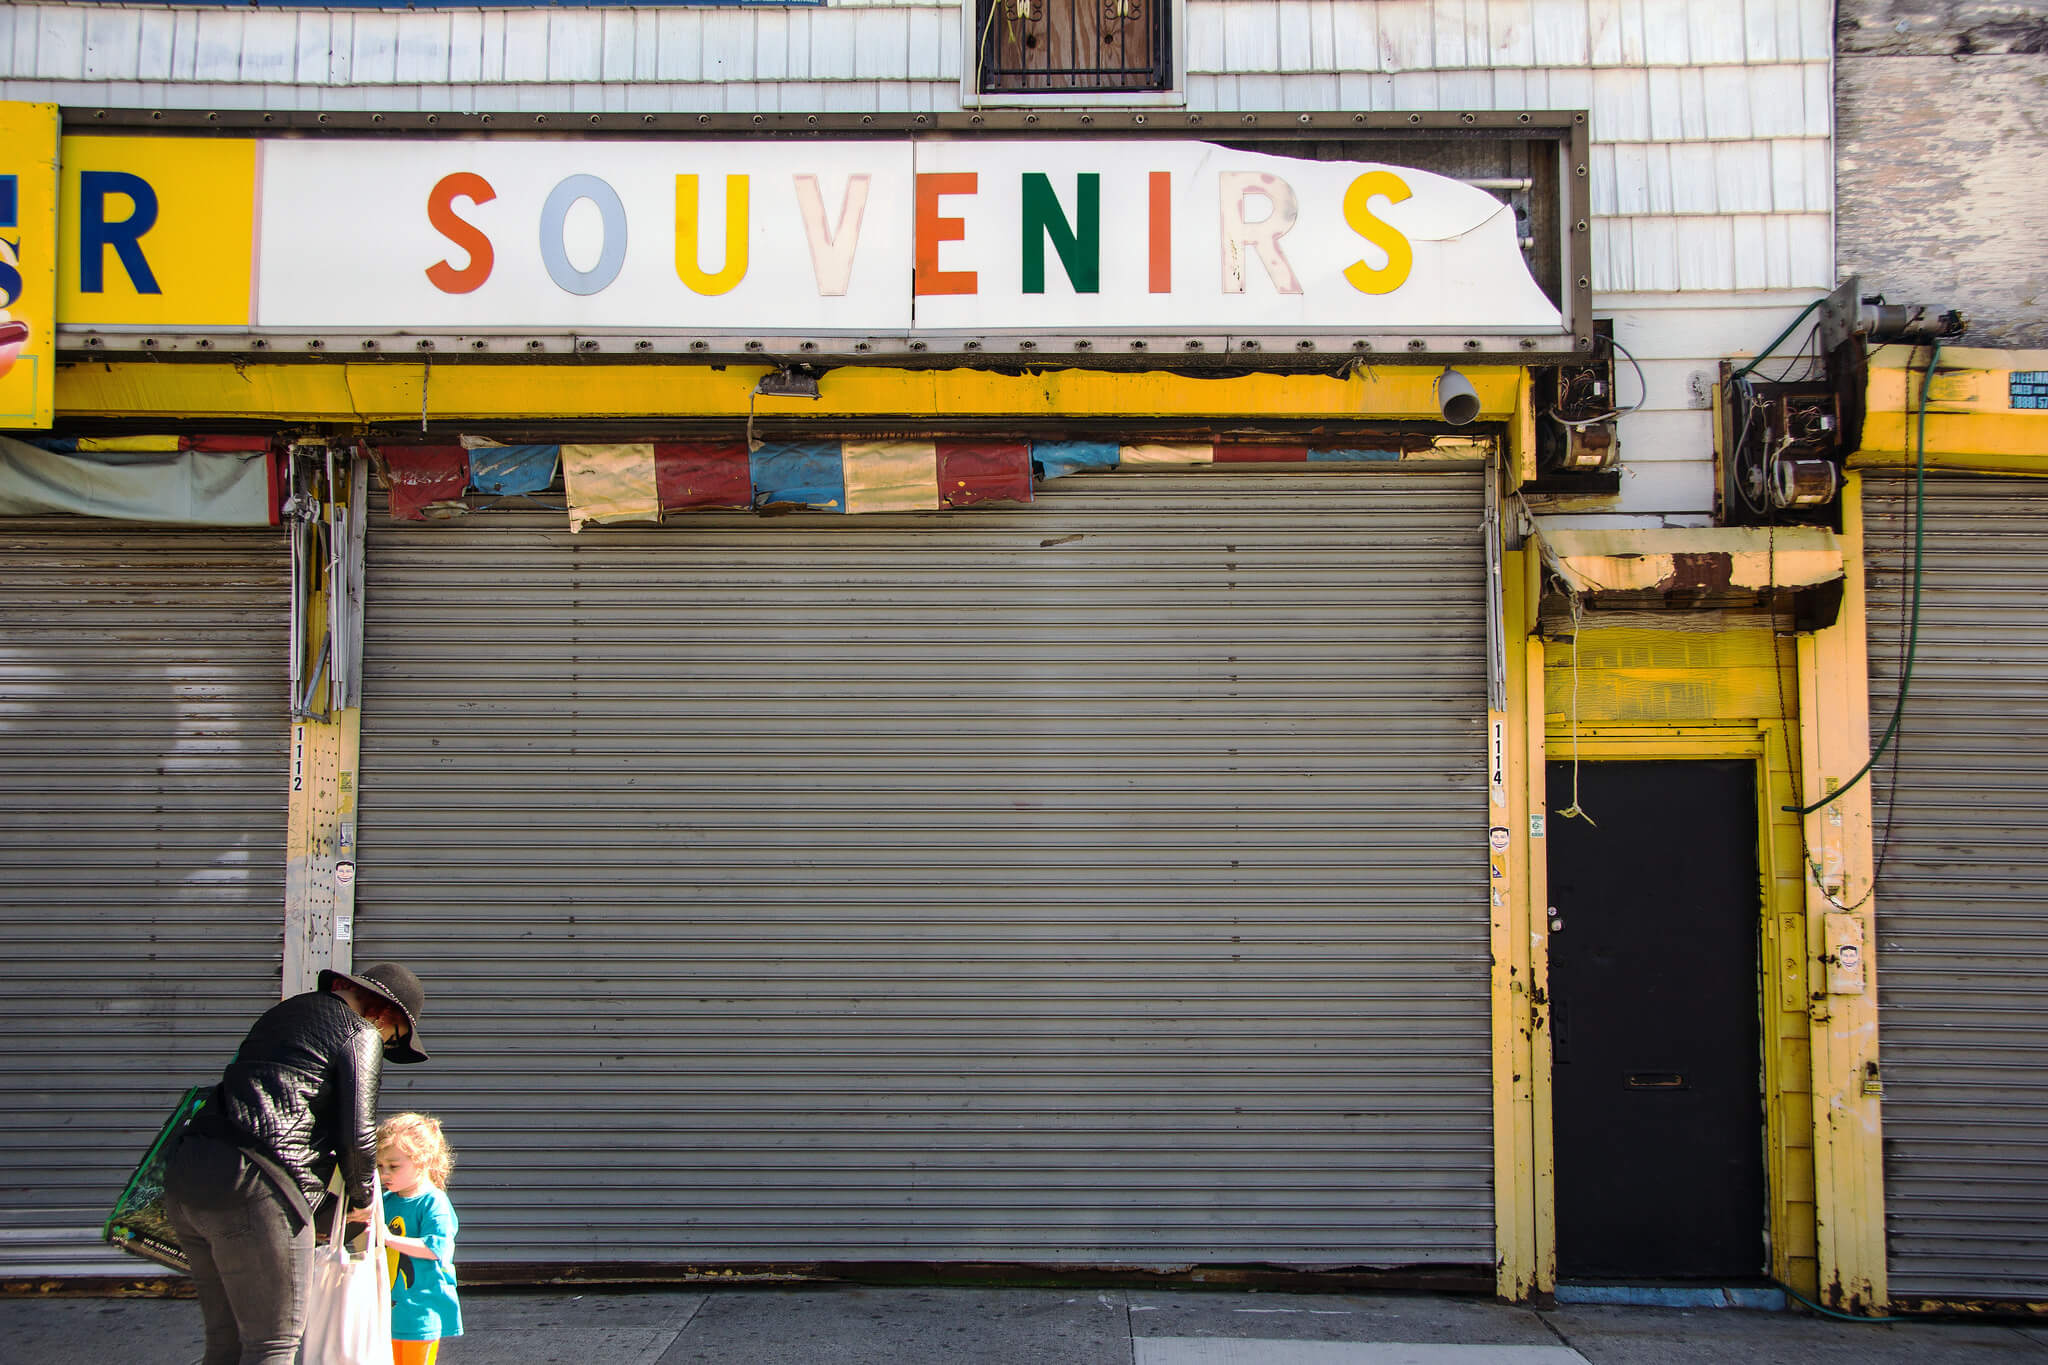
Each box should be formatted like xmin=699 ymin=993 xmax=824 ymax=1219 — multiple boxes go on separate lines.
xmin=392 ymin=1342 xmax=440 ymax=1365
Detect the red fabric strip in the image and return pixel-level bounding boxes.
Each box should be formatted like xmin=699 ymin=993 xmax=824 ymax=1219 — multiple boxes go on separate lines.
xmin=1213 ymin=443 xmax=1309 ymax=463
xmin=936 ymin=441 xmax=1032 ymax=507
xmin=182 ymin=435 xmax=275 ymax=453
xmin=654 ymin=442 xmax=753 ymax=510
xmin=381 ymin=445 xmax=470 ymax=520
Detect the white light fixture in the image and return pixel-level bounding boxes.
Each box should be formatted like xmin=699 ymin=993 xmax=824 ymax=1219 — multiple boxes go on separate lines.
xmin=1436 ymin=367 xmax=1481 ymax=425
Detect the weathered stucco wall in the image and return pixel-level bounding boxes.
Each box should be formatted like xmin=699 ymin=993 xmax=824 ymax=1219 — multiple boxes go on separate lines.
xmin=1837 ymin=1 xmax=2048 ymax=347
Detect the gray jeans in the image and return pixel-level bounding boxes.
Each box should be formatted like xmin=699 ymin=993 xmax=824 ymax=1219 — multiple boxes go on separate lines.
xmin=162 ymin=1132 xmax=313 ymax=1365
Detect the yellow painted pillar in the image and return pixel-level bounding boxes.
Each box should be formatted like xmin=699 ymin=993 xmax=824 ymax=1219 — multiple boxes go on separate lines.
xmin=1798 ymin=470 xmax=1888 ymax=1312
xmin=1494 ymin=364 xmax=1553 ymax=1298
xmin=1521 ymin=546 xmax=1556 ymax=1296
xmin=1492 ymin=544 xmax=1544 ymax=1300
xmin=284 ymin=709 xmax=361 ymax=994
xmin=281 ymin=446 xmax=367 ymax=995
xmin=1510 ymin=367 xmax=1538 ymax=490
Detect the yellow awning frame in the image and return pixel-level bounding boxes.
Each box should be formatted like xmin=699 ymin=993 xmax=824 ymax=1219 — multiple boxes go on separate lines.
xmin=54 ymin=358 xmax=1528 ymax=429
xmin=1852 ymin=344 xmax=2048 ymax=475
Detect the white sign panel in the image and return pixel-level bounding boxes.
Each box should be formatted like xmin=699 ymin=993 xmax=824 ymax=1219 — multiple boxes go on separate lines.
xmin=908 ymin=140 xmax=1559 ymax=333
xmin=252 ymin=138 xmax=1559 ymax=336
xmin=258 ymin=140 xmax=915 ymax=330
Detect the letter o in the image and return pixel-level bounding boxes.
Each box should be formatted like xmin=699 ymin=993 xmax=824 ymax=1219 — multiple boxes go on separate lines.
xmin=539 ymin=174 xmax=628 ymax=297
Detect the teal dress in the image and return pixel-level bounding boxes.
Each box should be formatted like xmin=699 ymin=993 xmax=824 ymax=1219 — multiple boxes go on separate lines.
xmin=383 ymin=1187 xmax=464 ymax=1342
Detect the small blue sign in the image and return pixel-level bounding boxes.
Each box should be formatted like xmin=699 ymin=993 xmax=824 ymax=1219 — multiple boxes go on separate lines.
xmin=0 ymin=176 xmax=16 ymax=231
xmin=2014 ymin=372 xmax=2048 ymax=411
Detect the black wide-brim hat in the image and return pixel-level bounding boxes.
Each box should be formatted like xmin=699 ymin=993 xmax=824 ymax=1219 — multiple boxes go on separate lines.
xmin=317 ymin=961 xmax=429 ymax=1064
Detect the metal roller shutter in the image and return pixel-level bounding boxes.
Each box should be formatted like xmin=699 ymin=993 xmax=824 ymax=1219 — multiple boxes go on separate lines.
xmin=356 ymin=468 xmax=1492 ymax=1271
xmin=0 ymin=520 xmax=289 ymax=1275
xmin=1866 ymin=472 xmax=2048 ymax=1300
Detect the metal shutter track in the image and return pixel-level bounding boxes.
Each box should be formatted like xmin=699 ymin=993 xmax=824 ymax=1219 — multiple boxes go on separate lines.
xmin=0 ymin=521 xmax=289 ymax=1275
xmin=1866 ymin=473 xmax=2048 ymax=1299
xmin=357 ymin=470 xmax=1491 ymax=1270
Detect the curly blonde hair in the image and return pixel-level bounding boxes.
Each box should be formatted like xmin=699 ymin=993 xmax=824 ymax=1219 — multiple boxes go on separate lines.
xmin=376 ymin=1111 xmax=455 ymax=1190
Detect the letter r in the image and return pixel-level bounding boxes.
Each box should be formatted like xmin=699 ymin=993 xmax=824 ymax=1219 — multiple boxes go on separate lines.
xmin=79 ymin=171 xmax=162 ymax=295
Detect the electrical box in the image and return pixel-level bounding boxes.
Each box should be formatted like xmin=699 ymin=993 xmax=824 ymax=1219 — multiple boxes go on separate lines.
xmin=1824 ymin=912 xmax=1866 ymax=995
xmin=1528 ymin=319 xmax=1622 ymax=489
xmin=1716 ymin=372 xmax=1844 ymax=526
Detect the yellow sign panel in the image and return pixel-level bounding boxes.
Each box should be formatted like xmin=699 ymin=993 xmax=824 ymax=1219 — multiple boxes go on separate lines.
xmin=58 ymin=136 xmax=256 ymax=327
xmin=0 ymin=102 xmax=59 ymax=428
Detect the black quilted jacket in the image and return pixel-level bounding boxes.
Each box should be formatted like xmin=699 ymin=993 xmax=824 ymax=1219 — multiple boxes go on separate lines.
xmin=189 ymin=989 xmax=382 ymax=1213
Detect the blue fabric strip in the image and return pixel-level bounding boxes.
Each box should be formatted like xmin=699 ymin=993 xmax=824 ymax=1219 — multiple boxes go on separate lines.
xmin=1030 ymin=440 xmax=1120 ymax=482
xmin=749 ymin=442 xmax=846 ymax=511
xmin=468 ymin=444 xmax=561 ymax=495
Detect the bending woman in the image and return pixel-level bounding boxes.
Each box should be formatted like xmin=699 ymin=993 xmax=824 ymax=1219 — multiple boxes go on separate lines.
xmin=164 ymin=962 xmax=430 ymax=1365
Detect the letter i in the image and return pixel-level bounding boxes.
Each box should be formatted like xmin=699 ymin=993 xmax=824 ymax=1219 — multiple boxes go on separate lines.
xmin=1148 ymin=172 xmax=1171 ymax=294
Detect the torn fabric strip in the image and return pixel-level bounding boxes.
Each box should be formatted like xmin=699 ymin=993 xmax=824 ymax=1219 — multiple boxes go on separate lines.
xmin=562 ymin=443 xmax=659 ymax=531
xmin=0 ymin=437 xmax=280 ymax=525
xmin=467 ymin=444 xmax=561 ymax=497
xmin=654 ymin=442 xmax=753 ymax=511
xmin=383 ymin=445 xmax=472 ymax=521
xmin=938 ymin=441 xmax=1033 ymax=507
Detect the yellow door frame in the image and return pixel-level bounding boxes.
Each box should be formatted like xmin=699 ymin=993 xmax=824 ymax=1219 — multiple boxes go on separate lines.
xmin=1505 ymin=533 xmax=1884 ymax=1305
xmin=1532 ymin=720 xmax=1819 ymax=1300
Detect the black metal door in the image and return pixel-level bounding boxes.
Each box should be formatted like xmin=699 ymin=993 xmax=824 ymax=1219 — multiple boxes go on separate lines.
xmin=1547 ymin=759 xmax=1766 ymax=1281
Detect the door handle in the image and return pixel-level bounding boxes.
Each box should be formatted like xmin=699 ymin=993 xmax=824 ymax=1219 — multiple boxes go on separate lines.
xmin=1625 ymin=1072 xmax=1687 ymax=1090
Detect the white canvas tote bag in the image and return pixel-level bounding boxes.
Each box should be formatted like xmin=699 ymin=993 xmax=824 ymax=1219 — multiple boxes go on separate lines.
xmin=302 ymin=1175 xmax=393 ymax=1365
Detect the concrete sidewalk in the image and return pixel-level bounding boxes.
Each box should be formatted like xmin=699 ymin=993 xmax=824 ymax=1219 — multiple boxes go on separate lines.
xmin=5 ymin=1285 xmax=2048 ymax=1364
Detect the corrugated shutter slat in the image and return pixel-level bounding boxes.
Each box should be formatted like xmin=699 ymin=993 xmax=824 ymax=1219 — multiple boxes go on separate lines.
xmin=0 ymin=520 xmax=289 ymax=1275
xmin=357 ymin=470 xmax=1493 ymax=1270
xmin=1866 ymin=472 xmax=2048 ymax=1300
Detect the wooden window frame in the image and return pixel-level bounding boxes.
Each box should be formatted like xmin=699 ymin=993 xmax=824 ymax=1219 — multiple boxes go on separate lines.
xmin=963 ymin=0 xmax=1186 ymax=107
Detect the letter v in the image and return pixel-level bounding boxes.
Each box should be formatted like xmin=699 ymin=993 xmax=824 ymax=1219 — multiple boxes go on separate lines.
xmin=793 ymin=174 xmax=871 ymax=298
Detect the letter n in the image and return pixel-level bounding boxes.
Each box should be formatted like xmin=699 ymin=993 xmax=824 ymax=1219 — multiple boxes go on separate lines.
xmin=1021 ymin=173 xmax=1099 ymax=295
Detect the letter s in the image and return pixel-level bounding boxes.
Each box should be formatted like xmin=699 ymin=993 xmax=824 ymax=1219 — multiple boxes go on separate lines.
xmin=426 ymin=172 xmax=496 ymax=295
xmin=1342 ymin=170 xmax=1413 ymax=296
xmin=0 ymin=238 xmax=21 ymax=310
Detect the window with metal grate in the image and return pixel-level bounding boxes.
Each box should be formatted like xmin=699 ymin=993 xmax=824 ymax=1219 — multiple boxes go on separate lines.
xmin=972 ymin=0 xmax=1172 ymax=95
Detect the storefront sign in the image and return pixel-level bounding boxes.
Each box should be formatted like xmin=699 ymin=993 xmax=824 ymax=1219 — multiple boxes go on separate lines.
xmin=58 ymin=136 xmax=256 ymax=329
xmin=55 ymin=135 xmax=1562 ymax=340
xmin=0 ymin=102 xmax=59 ymax=429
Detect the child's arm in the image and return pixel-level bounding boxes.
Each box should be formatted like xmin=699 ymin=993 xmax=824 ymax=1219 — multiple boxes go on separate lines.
xmin=389 ymin=1190 xmax=458 ymax=1265
xmin=385 ymin=1232 xmax=440 ymax=1261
